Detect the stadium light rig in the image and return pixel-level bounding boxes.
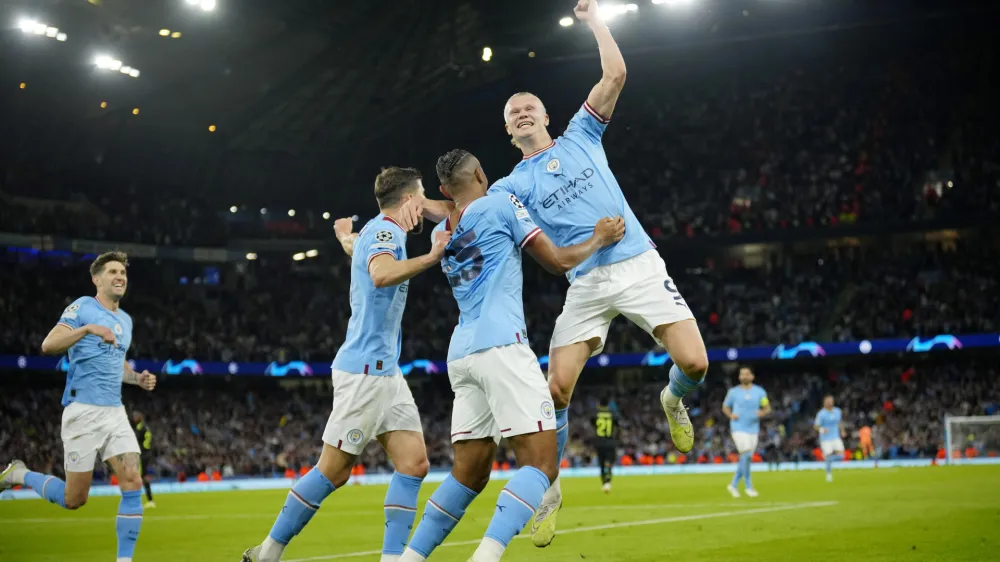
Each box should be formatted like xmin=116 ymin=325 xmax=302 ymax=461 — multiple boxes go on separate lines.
xmin=94 ymin=55 xmax=140 ymax=78
xmin=600 ymin=3 xmax=639 ymax=22
xmin=245 ymin=252 xmax=257 ymax=261
xmin=287 ymin=209 xmax=296 ymax=217
xmin=292 ymin=252 xmax=306 ymax=261
xmin=229 ymin=205 xmax=237 ymax=213
xmin=322 ymin=212 xmax=331 ymax=220
xmin=186 ymin=0 xmax=217 ymax=12
xmin=17 ymin=18 xmax=67 ymax=42
xmin=305 ymin=249 xmax=319 ymax=258
xmin=559 ymin=16 xmax=574 ymax=27
xmin=482 ymin=46 xmax=492 ymax=62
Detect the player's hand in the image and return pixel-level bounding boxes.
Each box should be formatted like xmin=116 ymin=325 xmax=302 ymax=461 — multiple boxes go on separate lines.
xmin=429 ymin=230 xmax=452 ymax=261
xmin=729 ymin=414 xmax=739 ymax=421
xmin=138 ymin=371 xmax=157 ymax=391
xmin=820 ymin=428 xmax=828 ymax=434
xmin=333 ymin=217 xmax=355 ymax=241
xmin=398 ymin=195 xmax=426 ymax=232
xmin=593 ymin=216 xmax=625 ymax=246
xmin=86 ymin=324 xmax=116 ymax=345
xmin=574 ymin=0 xmax=602 ymax=24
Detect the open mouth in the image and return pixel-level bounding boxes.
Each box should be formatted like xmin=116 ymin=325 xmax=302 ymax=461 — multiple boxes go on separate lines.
xmin=517 ymin=120 xmax=534 ymax=130
xmin=112 ymin=282 xmax=125 ymax=290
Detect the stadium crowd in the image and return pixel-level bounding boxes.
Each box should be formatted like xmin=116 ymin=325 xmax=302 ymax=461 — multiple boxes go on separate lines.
xmin=2 ymin=360 xmax=996 ymax=481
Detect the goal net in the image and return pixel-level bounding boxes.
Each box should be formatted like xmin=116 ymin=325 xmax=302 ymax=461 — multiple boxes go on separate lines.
xmin=944 ymin=416 xmax=1000 ymax=465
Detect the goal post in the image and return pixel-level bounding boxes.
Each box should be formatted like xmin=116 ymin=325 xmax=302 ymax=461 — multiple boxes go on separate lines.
xmin=944 ymin=415 xmax=1000 ymax=465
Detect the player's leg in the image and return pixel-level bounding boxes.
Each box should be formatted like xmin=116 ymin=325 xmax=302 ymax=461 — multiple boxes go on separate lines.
xmin=742 ymin=451 xmax=757 ymax=496
xmin=598 ymin=445 xmax=614 ymax=493
xmin=821 ymin=441 xmax=835 ymax=481
xmin=613 ymin=252 xmax=706 ymax=453
xmin=469 ymin=344 xmax=559 ymax=559
xmin=245 ymin=370 xmax=375 ymax=562
xmin=104 ymin=406 xmax=149 ymax=561
xmin=401 ymin=356 xmax=496 ymax=562
xmin=140 ymin=452 xmax=155 ymax=507
xmin=401 ymin=439 xmax=495 ymax=562
xmin=376 ymin=381 xmax=429 ymax=562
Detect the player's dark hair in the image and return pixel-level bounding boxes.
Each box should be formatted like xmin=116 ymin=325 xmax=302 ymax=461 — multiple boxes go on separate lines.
xmin=740 ymin=364 xmax=754 ymax=374
xmin=599 ymin=396 xmax=610 ymax=407
xmin=374 ymin=167 xmax=422 ymax=209
xmin=90 ymin=251 xmax=129 ymax=277
xmin=436 ymin=149 xmax=472 ymax=186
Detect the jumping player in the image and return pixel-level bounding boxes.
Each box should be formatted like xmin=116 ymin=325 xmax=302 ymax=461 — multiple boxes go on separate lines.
xmin=242 ymin=167 xmax=450 ymax=562
xmin=1 ymin=251 xmax=157 ymax=562
xmin=722 ymin=366 xmax=770 ymax=498
xmin=398 ymin=149 xmax=622 ymax=562
xmin=407 ymin=0 xmax=709 ymax=544
xmin=814 ymin=395 xmax=846 ymax=482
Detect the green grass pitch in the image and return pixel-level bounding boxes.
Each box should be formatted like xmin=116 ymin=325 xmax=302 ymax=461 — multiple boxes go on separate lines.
xmin=1 ymin=465 xmax=997 ymax=561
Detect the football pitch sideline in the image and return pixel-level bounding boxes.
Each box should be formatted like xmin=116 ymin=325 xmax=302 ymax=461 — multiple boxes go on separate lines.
xmin=1 ymin=466 xmax=997 ymax=561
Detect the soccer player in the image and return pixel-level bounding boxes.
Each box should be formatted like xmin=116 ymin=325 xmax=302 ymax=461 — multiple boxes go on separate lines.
xmin=397 ymin=149 xmax=623 ymax=562
xmin=242 ymin=168 xmax=450 ymax=562
xmin=131 ymin=410 xmax=156 ymax=507
xmin=405 ymin=1 xmax=710 ymax=545
xmin=814 ymin=395 xmax=846 ymax=482
xmin=593 ymin=396 xmax=619 ymax=493
xmin=0 ymin=251 xmax=157 ymax=562
xmin=722 ymin=366 xmax=770 ymax=498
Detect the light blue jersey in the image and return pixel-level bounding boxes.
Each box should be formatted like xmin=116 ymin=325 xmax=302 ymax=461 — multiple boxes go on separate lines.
xmin=432 ymin=192 xmax=541 ymax=362
xmin=56 ymin=296 xmax=132 ymax=407
xmin=489 ymin=102 xmax=654 ymax=283
xmin=332 ymin=214 xmax=409 ymax=376
xmin=814 ymin=407 xmax=843 ymax=442
xmin=724 ymin=384 xmax=769 ymax=434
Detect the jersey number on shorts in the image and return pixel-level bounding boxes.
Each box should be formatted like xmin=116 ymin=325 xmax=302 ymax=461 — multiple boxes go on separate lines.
xmin=443 ymin=230 xmax=484 ymax=287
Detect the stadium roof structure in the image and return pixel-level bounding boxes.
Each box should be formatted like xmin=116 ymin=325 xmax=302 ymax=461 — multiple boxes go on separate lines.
xmin=1 ymin=0 xmax=977 ymax=207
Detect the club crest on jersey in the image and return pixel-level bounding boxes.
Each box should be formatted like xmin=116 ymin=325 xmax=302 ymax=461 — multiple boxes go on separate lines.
xmin=347 ymin=429 xmax=365 ymax=445
xmin=114 ymin=323 xmax=123 ymax=335
xmin=546 ymin=158 xmax=561 ymax=173
xmin=508 ymin=194 xmax=526 ymax=210
xmin=541 ymin=401 xmax=555 ymax=419
xmin=68 ymin=451 xmax=80 ymax=464
xmin=375 ymin=230 xmax=394 ymax=243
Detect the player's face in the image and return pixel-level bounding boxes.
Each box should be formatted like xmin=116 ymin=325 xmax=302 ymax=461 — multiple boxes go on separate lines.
xmin=504 ymin=95 xmax=548 ymax=143
xmin=95 ymin=261 xmax=128 ymax=300
xmin=738 ymin=368 xmax=754 ymax=385
xmin=824 ymin=396 xmax=834 ymax=409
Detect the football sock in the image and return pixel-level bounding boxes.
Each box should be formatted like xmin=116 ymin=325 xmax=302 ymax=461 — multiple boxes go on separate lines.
xmin=382 ymin=472 xmax=423 ymax=557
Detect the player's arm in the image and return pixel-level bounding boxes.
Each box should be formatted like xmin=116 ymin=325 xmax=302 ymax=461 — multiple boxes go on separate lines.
xmin=397 ymin=197 xmax=456 ymax=229
xmin=334 ymin=218 xmax=359 ymax=257
xmin=41 ymin=323 xmax=113 ymax=355
xmin=369 ymin=229 xmax=450 ymax=288
xmin=577 ymin=0 xmax=627 ymax=120
xmin=758 ymin=396 xmax=772 ymax=418
xmin=839 ymin=422 xmax=847 ymax=439
xmin=813 ymin=414 xmax=825 ymax=434
xmin=122 ymin=360 xmax=157 ymax=391
xmin=525 ymin=216 xmax=624 ymax=275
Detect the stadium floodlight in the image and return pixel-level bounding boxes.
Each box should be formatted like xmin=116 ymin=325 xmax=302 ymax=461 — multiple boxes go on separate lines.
xmin=246 ymin=252 xmax=257 ymax=261
xmin=260 ymin=208 xmax=267 ymax=215
xmin=94 ymin=55 xmax=112 ymax=68
xmin=600 ymin=3 xmax=639 ymax=21
xmin=200 ymin=0 xmax=217 ymax=12
xmin=208 ymin=124 xmax=217 ymax=132
xmin=120 ymin=65 xmax=132 ymax=75
xmin=322 ymin=212 xmax=331 ymax=220
xmin=229 ymin=206 xmax=237 ymax=213
xmin=100 ymin=101 xmax=107 ymax=108
xmin=559 ymin=16 xmax=574 ymax=27
xmin=171 ymin=31 xmax=182 ymax=39
xmin=17 ymin=18 xmax=36 ymax=33
xmin=482 ymin=46 xmax=492 ymax=62
xmin=305 ymin=249 xmax=319 ymax=258
xmin=45 ymin=26 xmax=58 ymax=38
xmin=56 ymin=32 xmax=67 ymax=41
xmin=129 ymin=68 xmax=140 ymax=78
xmin=132 ymin=108 xmax=139 ymax=115
xmin=159 ymin=29 xmax=170 ymax=36
xmin=287 ymin=209 xmax=296 ymax=217
xmin=292 ymin=252 xmax=306 ymax=261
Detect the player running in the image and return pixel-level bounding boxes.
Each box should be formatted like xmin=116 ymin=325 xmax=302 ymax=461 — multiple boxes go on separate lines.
xmin=397 ymin=149 xmax=623 ymax=562
xmin=814 ymin=395 xmax=846 ymax=482
xmin=1 ymin=251 xmax=157 ymax=562
xmin=408 ymin=0 xmax=709 ymax=544
xmin=242 ymin=167 xmax=450 ymax=562
xmin=722 ymin=366 xmax=770 ymax=498
xmin=593 ymin=397 xmax=619 ymax=494
xmin=130 ymin=410 xmax=156 ymax=507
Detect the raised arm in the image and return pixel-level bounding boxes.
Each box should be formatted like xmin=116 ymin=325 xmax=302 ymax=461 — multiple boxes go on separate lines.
xmin=334 ymin=218 xmax=359 ymax=257
xmin=369 ymin=229 xmax=451 ymax=288
xmin=41 ymin=323 xmax=113 ymax=355
xmin=576 ymin=0 xmax=627 ymax=120
xmin=525 ymin=216 xmax=624 ymax=275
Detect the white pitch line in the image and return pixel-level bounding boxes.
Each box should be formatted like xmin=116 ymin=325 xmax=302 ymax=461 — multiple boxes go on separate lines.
xmin=284 ymin=501 xmax=838 ymax=562
xmin=0 ymin=502 xmax=799 ymax=524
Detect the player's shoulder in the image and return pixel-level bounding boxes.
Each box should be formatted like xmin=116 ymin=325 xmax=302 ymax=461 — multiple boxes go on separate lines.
xmin=754 ymin=384 xmax=767 ymax=393
xmin=362 ymin=215 xmax=406 ymax=243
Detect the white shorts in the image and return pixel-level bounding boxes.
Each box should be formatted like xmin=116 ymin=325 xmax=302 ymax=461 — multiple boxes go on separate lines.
xmin=322 ymin=370 xmax=423 ymax=455
xmin=821 ymin=439 xmax=846 ymax=458
xmin=732 ymin=432 xmax=759 ymax=454
xmin=61 ymin=402 xmax=140 ymax=473
xmin=551 ymin=250 xmax=695 ymax=355
xmin=448 ymin=344 xmax=557 ymax=443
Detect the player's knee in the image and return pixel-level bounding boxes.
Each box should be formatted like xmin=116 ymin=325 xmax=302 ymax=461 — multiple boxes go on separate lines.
xmin=548 ymin=378 xmax=573 ymax=409
xmin=398 ymin=455 xmax=430 ymax=480
xmin=677 ymin=354 xmax=709 ymax=380
xmin=534 ymin=459 xmax=559 ymax=485
xmin=65 ymin=494 xmax=87 ymax=510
